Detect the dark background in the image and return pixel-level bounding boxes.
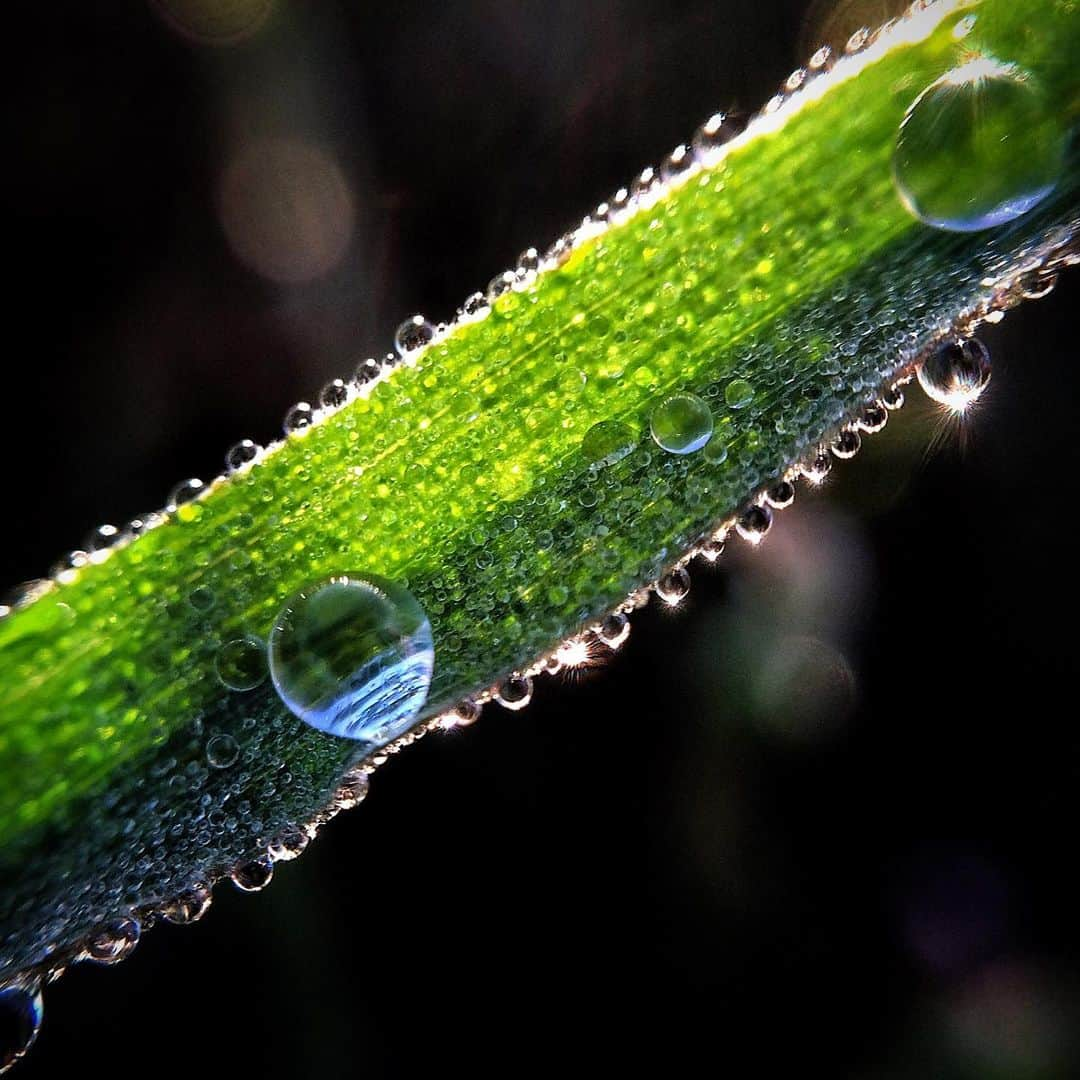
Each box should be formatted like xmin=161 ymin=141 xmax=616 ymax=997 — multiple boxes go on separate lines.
xmin=6 ymin=1 xmax=1079 ymax=1076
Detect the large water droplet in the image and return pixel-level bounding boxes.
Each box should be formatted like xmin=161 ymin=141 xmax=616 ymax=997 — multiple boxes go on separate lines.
xmin=0 ymin=979 xmax=43 ymax=1072
xmin=85 ymin=916 xmax=141 ymax=965
xmin=581 ymin=420 xmax=637 ymax=467
xmin=918 ymin=338 xmax=991 ymax=411
xmin=893 ymin=58 xmax=1065 ymax=233
xmin=649 ymin=393 xmax=713 ymax=455
xmin=268 ymin=574 xmax=434 ymax=744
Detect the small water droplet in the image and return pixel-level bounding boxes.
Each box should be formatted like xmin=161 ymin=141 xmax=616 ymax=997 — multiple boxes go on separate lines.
xmin=320 ymin=378 xmax=350 ymax=409
xmin=354 ymin=357 xmax=383 ymax=385
xmin=692 ymin=111 xmax=744 ymax=165
xmin=650 ymin=393 xmax=713 ymax=455
xmin=215 ymin=635 xmax=267 ymax=691
xmin=283 ymin=401 xmax=314 ymax=435
xmin=656 ymin=567 xmax=691 ymax=606
xmin=858 ymin=402 xmax=889 ymax=433
xmin=736 ymin=505 xmax=773 ymax=544
xmin=460 ymin=291 xmax=491 ymax=320
xmin=268 ymin=574 xmax=434 ymax=744
xmin=831 ymin=429 xmax=862 ymax=459
xmin=698 ymin=537 xmax=726 ymax=563
xmin=0 ymin=979 xmax=43 ymax=1071
xmin=724 ymin=378 xmax=755 ymax=409
xmin=597 ymin=612 xmax=631 ymax=649
xmin=161 ymin=883 xmax=212 ymax=924
xmin=85 ymin=916 xmax=140 ymax=965
xmin=893 ymin=58 xmax=1065 ymax=233
xmin=765 ymin=480 xmax=796 ymax=509
xmin=206 ymin=733 xmax=239 ymax=769
xmin=451 ymin=697 xmax=482 ymax=726
xmin=881 ymin=385 xmax=905 ymax=411
xmin=231 ymin=855 xmax=274 ymax=893
xmin=268 ymin=825 xmax=310 ymax=862
xmin=85 ymin=524 xmax=121 ymax=555
xmin=660 ymin=144 xmax=694 ymax=184
xmin=516 ymin=247 xmax=540 ymax=282
xmin=395 ymin=315 xmax=436 ymax=357
xmin=225 ymin=439 xmax=261 ymax=473
xmin=486 ymin=270 xmax=517 ymax=304
xmin=801 ymin=451 xmax=833 ymax=485
xmin=167 ymin=478 xmax=204 ymax=512
xmin=581 ymin=420 xmax=637 ymax=467
xmin=495 ymin=675 xmax=533 ymax=711
xmin=918 ymin=338 xmax=991 ymax=411
xmin=332 ymin=770 xmax=370 ymax=810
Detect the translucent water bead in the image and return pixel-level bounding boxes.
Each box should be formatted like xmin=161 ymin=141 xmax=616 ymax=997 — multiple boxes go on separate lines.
xmin=268 ymin=574 xmax=434 ymax=745
xmin=893 ymin=58 xmax=1065 ymax=233
xmin=649 ymin=393 xmax=713 ymax=455
xmin=0 ymin=979 xmax=43 ymax=1072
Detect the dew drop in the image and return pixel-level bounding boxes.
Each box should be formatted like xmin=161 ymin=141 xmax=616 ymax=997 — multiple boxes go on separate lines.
xmin=268 ymin=825 xmax=310 ymax=862
xmin=320 ymin=378 xmax=350 ymax=409
xmin=167 ymin=478 xmax=204 ymax=512
xmin=698 ymin=537 xmax=726 ymax=563
xmin=516 ymin=247 xmax=540 ymax=281
xmin=230 ymin=855 xmax=274 ymax=893
xmin=881 ymin=385 xmax=905 ymax=411
xmin=85 ymin=916 xmax=141 ymax=965
xmin=395 ymin=315 xmax=436 ymax=357
xmin=801 ymin=451 xmax=833 ymax=485
xmin=656 ymin=567 xmax=691 ymax=606
xmin=206 ymin=733 xmax=239 ymax=769
xmin=283 ymin=401 xmax=314 ymax=434
xmin=486 ymin=270 xmax=517 ymax=304
xmin=334 ymin=770 xmax=370 ymax=810
xmin=765 ymin=480 xmax=796 ymax=509
xmin=495 ymin=675 xmax=533 ymax=711
xmin=597 ymin=612 xmax=631 ymax=649
xmin=660 ymin=144 xmax=694 ymax=184
xmin=0 ymin=979 xmax=43 ymax=1072
xmin=858 ymin=402 xmax=889 ymax=433
xmin=736 ymin=505 xmax=773 ymax=544
xmin=831 ymin=429 xmax=862 ymax=459
xmin=581 ymin=420 xmax=637 ymax=468
xmin=354 ymin=357 xmax=383 ymax=385
xmin=268 ymin=574 xmax=434 ymax=745
xmin=225 ymin=439 xmax=261 ymax=473
xmin=692 ymin=111 xmax=744 ymax=164
xmin=724 ymin=378 xmax=755 ymax=409
xmin=918 ymin=338 xmax=992 ymax=411
xmin=85 ymin=524 xmax=121 ymax=555
xmin=893 ymin=58 xmax=1065 ymax=233
xmin=451 ymin=697 xmax=482 ymax=726
xmin=214 ymin=635 xmax=267 ymax=691
xmin=161 ymin=883 xmax=212 ymax=925
xmin=460 ymin=291 xmax=490 ymax=320
xmin=649 ymin=393 xmax=713 ymax=455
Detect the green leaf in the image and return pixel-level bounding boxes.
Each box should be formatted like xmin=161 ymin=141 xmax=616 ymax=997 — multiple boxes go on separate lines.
xmin=2 ymin=0 xmax=1078 ymax=981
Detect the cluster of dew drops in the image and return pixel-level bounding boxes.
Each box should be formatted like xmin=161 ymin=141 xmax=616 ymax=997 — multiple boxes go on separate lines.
xmin=3 ymin=4 xmax=1079 ymax=1068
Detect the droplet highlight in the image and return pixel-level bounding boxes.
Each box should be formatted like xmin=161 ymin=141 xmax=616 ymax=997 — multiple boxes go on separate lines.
xmin=893 ymin=58 xmax=1065 ymax=233
xmin=649 ymin=393 xmax=713 ymax=455
xmin=268 ymin=574 xmax=434 ymax=744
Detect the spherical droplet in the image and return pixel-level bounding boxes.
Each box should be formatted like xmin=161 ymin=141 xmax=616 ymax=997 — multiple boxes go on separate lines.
xmin=698 ymin=537 xmax=726 ymax=563
xmin=660 ymin=144 xmax=694 ymax=184
xmin=801 ymin=451 xmax=833 ymax=484
xmin=892 ymin=58 xmax=1065 ymax=233
xmin=736 ymin=504 xmax=773 ymax=544
xmin=215 ymin=635 xmax=267 ymax=691
xmin=724 ymin=378 xmax=755 ymax=409
xmin=85 ymin=524 xmax=121 ymax=555
xmin=495 ymin=675 xmax=533 ymax=711
xmin=581 ymin=420 xmax=637 ymax=468
xmin=451 ymin=697 xmax=482 ymax=726
xmin=918 ymin=338 xmax=992 ymax=411
xmin=597 ymin=612 xmax=631 ymax=649
xmin=268 ymin=574 xmax=434 ymax=745
xmin=486 ymin=270 xmax=517 ymax=305
xmin=161 ymin=883 xmax=212 ymax=925
xmin=516 ymin=247 xmax=540 ymax=281
xmin=881 ymin=385 xmax=905 ymax=411
xmin=334 ymin=770 xmax=370 ymax=810
xmin=354 ymin=357 xmax=383 ymax=385
xmin=831 ymin=429 xmax=862 ymax=459
xmin=765 ymin=480 xmax=796 ymax=509
xmin=692 ymin=111 xmax=744 ymax=164
xmin=650 ymin=393 xmax=713 ymax=455
xmin=86 ymin=916 xmax=141 ymax=965
xmin=858 ymin=403 xmax=889 ymax=433
xmin=268 ymin=825 xmax=310 ymax=862
xmin=656 ymin=567 xmax=691 ymax=606
xmin=206 ymin=733 xmax=239 ymax=769
xmin=167 ymin=478 xmax=204 ymax=512
xmin=0 ymin=979 xmax=43 ymax=1071
xmin=632 ymin=166 xmax=659 ymax=201
xmin=225 ymin=439 xmax=261 ymax=473
xmin=320 ymin=378 xmax=350 ymax=409
xmin=231 ymin=855 xmax=274 ymax=893
xmin=283 ymin=401 xmax=314 ymax=435
xmin=395 ymin=315 xmax=436 ymax=358
xmin=460 ymin=292 xmax=490 ymax=320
